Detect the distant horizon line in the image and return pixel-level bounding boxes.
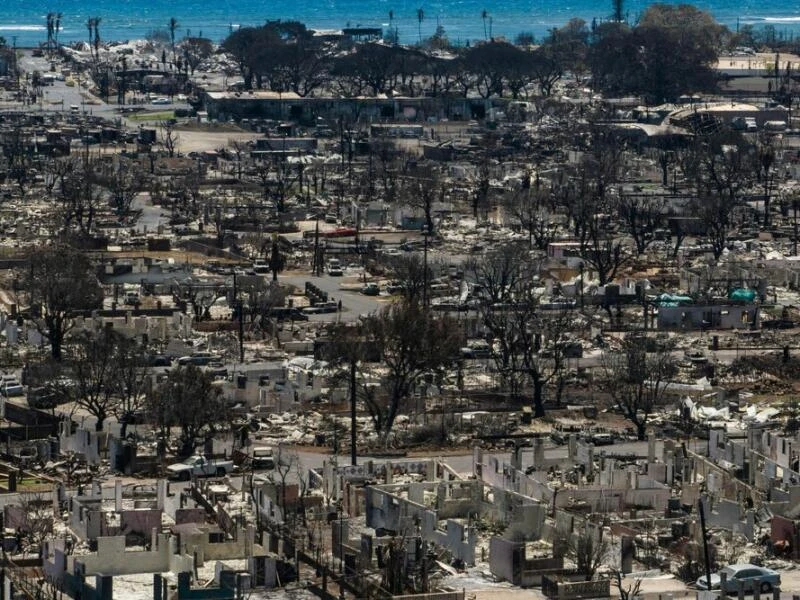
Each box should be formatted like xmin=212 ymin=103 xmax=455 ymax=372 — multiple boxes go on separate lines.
xmin=1 ymin=5 xmax=800 ymax=48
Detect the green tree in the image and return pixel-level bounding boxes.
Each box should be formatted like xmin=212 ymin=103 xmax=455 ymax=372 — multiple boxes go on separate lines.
xmin=223 ymin=21 xmax=329 ymax=95
xmin=463 ymin=41 xmax=528 ymax=98
xmin=426 ymin=24 xmax=450 ymax=51
xmin=635 ymin=4 xmax=725 ymax=102
xmin=589 ymin=6 xmax=725 ymax=102
xmin=331 ymin=43 xmax=409 ymax=96
xmin=547 ymin=18 xmax=590 ymax=83
xmin=221 ymin=27 xmax=260 ymax=89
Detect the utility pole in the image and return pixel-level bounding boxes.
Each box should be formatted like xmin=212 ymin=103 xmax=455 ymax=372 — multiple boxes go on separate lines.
xmin=350 ymin=359 xmax=357 ymax=467
xmin=238 ymin=299 xmax=244 ymax=363
xmin=422 ymin=225 xmax=429 ymax=308
xmin=698 ymin=498 xmax=711 ymax=590
xmin=233 ymin=271 xmax=243 ymax=363
xmin=313 ymin=217 xmax=321 ymax=276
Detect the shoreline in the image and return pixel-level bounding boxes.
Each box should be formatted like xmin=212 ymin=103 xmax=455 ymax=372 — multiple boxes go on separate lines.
xmin=2 ymin=4 xmax=800 ymax=49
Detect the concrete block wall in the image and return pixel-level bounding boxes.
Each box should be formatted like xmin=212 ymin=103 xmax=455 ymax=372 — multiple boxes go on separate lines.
xmin=71 ymin=534 xmax=188 ymax=576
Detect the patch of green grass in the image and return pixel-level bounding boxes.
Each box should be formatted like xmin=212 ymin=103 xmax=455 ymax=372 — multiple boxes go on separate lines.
xmin=128 ymin=110 xmax=175 ymax=122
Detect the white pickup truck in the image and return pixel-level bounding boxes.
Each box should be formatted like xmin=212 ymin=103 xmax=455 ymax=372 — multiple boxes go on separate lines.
xmin=166 ymin=456 xmax=235 ymax=480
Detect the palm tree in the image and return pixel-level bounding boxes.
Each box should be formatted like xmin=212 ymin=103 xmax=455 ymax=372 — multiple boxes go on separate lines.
xmin=93 ymin=17 xmax=101 ymax=57
xmin=481 ymin=10 xmax=488 ymax=40
xmin=86 ymin=18 xmax=94 ymax=59
xmin=46 ymin=13 xmax=54 ymax=49
xmin=168 ymin=17 xmax=179 ymax=61
xmin=416 ymin=8 xmax=424 ymax=44
xmin=55 ymin=13 xmax=63 ymax=47
xmin=613 ymin=0 xmax=624 ymax=22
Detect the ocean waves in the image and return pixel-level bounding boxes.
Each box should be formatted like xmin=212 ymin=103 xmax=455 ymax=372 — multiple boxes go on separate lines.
xmin=1 ymin=0 xmax=799 ymax=47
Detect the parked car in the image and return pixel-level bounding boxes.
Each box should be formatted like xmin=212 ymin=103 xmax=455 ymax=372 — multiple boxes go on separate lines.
xmin=267 ymin=307 xmax=309 ymax=321
xmin=166 ymin=456 xmax=235 ymax=480
xmin=303 ymin=302 xmax=338 ymax=314
xmin=27 ymin=384 xmax=70 ymax=409
xmin=1 ymin=380 xmax=24 ymax=398
xmin=205 ymin=365 xmax=228 ymax=380
xmin=590 ymin=433 xmax=614 ymax=446
xmin=697 ymin=564 xmax=781 ymax=593
xmin=148 ymin=354 xmax=172 ymax=367
xmin=684 ymin=349 xmax=708 ymax=364
xmin=361 ymin=283 xmax=380 ymax=296
xmin=762 ymin=319 xmax=796 ymax=330
xmin=460 ymin=340 xmax=492 ymax=359
xmin=177 ymin=352 xmax=219 ymax=366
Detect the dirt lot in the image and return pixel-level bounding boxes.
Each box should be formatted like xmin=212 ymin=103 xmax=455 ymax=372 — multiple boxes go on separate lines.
xmin=162 ymin=125 xmax=261 ymax=153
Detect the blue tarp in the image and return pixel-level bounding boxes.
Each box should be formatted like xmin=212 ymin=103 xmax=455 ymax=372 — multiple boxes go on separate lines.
xmin=729 ymin=288 xmax=756 ymax=302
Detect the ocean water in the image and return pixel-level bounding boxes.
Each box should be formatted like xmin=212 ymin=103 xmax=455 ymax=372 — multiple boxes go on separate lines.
xmin=1 ymin=0 xmax=799 ymax=48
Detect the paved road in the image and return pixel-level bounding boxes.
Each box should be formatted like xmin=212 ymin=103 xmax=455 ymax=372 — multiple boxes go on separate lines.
xmin=16 ymin=51 xmax=190 ymax=122
xmin=280 ymin=270 xmax=385 ymax=322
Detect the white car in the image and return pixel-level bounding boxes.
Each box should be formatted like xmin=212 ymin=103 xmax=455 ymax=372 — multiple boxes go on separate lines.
xmin=151 ymin=97 xmax=171 ymax=105
xmin=1 ymin=380 xmax=24 ymax=397
xmin=166 ymin=456 xmax=234 ymax=480
xmin=697 ymin=564 xmax=781 ymax=593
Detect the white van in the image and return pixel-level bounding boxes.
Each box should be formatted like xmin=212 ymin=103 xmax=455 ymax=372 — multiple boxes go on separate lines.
xmin=764 ymin=120 xmax=787 ymax=132
xmin=250 ymin=447 xmax=274 ymax=469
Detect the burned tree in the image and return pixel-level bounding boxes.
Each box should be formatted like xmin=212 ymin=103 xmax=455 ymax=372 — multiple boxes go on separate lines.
xmin=469 ymin=243 xmax=580 ymax=416
xmin=504 ymin=181 xmax=556 ymax=250
xmin=148 ymin=364 xmax=229 ymax=457
xmin=686 ymin=133 xmax=757 ymax=261
xmin=69 ymin=329 xmax=122 ymax=432
xmin=16 ymin=494 xmax=55 ymax=552
xmin=564 ymin=525 xmax=610 ymax=581
xmin=47 ymin=157 xmax=106 ymax=236
xmin=21 ymin=243 xmax=103 ymax=360
xmin=382 ymin=253 xmax=434 ymax=306
xmin=323 ymin=320 xmax=372 ymax=464
xmin=402 ymin=175 xmax=442 ymax=236
xmin=160 ymin=120 xmax=179 ymax=158
xmin=96 ymin=155 xmax=144 ymax=216
xmin=755 ymin=134 xmax=777 ymax=228
xmin=112 ymin=334 xmax=150 ymax=438
xmin=618 ymin=193 xmax=665 ymax=255
xmin=600 ymin=335 xmax=677 ymax=440
xmin=359 ymin=301 xmax=463 ymax=444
